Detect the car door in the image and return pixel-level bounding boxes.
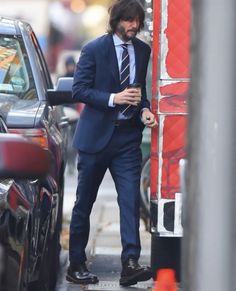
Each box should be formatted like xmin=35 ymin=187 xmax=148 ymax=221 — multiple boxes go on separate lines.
xmin=29 ymin=31 xmax=68 ymax=176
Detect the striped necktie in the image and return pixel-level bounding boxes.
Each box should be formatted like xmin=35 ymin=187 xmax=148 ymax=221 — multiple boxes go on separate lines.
xmin=118 ymin=43 xmax=135 ymax=119
xmin=120 ymin=44 xmax=130 ymax=90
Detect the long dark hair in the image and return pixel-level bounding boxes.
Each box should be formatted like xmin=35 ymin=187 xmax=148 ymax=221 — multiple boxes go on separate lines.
xmin=108 ymin=0 xmax=145 ymax=34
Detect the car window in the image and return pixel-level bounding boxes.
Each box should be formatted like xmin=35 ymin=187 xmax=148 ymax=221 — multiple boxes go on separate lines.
xmin=30 ymin=32 xmax=53 ymax=89
xmin=0 ymin=36 xmax=37 ymax=100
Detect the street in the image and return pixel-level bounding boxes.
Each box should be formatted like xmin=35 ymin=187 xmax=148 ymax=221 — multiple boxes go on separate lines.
xmin=55 ymin=166 xmax=154 ymax=291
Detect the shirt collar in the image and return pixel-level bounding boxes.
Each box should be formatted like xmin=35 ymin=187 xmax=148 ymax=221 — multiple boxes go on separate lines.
xmin=113 ymin=34 xmax=132 ymax=47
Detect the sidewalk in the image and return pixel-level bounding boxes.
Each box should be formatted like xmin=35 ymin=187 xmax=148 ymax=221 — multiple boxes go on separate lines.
xmin=88 ymin=200 xmax=154 ymax=291
xmin=56 ymin=180 xmax=154 ymax=290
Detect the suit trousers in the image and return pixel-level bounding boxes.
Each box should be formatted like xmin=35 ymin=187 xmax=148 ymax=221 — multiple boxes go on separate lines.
xmin=69 ymin=124 xmax=142 ymax=266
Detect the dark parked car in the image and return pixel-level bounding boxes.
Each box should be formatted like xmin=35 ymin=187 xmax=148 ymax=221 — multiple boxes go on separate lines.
xmin=0 ymin=133 xmax=50 ymax=290
xmin=0 ymin=18 xmax=72 ymax=291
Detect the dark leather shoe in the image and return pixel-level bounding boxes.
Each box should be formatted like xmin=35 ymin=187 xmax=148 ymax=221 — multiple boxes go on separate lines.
xmin=66 ymin=263 xmax=99 ymax=284
xmin=120 ymin=258 xmax=152 ymax=286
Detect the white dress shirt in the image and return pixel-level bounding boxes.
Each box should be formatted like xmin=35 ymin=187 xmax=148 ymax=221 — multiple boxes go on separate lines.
xmin=108 ymin=34 xmax=136 ymax=107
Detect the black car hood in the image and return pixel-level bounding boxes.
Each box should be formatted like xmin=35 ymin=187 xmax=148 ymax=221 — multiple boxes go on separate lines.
xmin=0 ymin=95 xmax=40 ymax=128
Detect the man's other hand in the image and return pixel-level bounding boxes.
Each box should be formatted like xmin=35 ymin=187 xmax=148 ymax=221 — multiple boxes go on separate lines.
xmin=141 ymin=109 xmax=157 ymax=128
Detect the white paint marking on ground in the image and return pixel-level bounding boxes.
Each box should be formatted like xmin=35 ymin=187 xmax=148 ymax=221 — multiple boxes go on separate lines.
xmin=94 ymin=246 xmax=150 ymax=257
xmin=86 ymin=280 xmax=154 ymax=290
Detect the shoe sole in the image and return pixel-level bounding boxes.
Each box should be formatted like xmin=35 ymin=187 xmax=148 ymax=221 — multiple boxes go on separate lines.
xmin=66 ymin=274 xmax=99 ymax=285
xmin=119 ymin=270 xmax=152 ymax=287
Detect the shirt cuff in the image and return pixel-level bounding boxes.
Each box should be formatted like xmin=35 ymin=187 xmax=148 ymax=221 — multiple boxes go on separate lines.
xmin=141 ymin=108 xmax=149 ymax=114
xmin=109 ymin=94 xmax=116 ymax=107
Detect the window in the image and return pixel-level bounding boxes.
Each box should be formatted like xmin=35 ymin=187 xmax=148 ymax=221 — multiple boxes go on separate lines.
xmin=0 ymin=36 xmax=37 ymax=100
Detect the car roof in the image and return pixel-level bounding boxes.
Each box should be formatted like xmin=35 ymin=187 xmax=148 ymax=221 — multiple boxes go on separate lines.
xmin=0 ymin=17 xmax=29 ymax=36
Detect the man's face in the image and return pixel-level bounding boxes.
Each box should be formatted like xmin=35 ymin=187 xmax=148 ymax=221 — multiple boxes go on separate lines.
xmin=116 ymin=18 xmax=140 ymax=42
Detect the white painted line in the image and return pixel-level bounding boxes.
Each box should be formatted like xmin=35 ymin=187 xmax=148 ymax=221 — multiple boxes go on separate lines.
xmin=86 ymin=280 xmax=154 ymax=290
xmin=94 ymin=246 xmax=150 ymax=257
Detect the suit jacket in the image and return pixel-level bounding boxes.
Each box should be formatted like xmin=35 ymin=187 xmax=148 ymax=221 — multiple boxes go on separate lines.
xmin=72 ymin=33 xmax=151 ymax=153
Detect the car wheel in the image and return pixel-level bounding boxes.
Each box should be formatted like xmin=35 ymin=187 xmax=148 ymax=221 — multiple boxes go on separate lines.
xmin=151 ymin=234 xmax=181 ymax=282
xmin=28 ymin=202 xmax=57 ymax=291
xmin=28 ymin=231 xmax=50 ymax=291
xmin=29 ymin=233 xmax=60 ymax=291
xmin=19 ymin=231 xmax=30 ymax=291
xmin=48 ymin=217 xmax=61 ymax=291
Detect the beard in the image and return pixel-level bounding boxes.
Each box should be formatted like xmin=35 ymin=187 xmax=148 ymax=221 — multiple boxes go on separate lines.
xmin=116 ymin=24 xmax=138 ymax=42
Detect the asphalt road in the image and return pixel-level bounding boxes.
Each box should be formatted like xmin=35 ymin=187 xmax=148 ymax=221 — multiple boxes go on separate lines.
xmin=55 ymin=166 xmax=154 ymax=291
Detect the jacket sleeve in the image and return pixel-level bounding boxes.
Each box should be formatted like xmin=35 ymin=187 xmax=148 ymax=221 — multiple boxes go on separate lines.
xmin=140 ymin=45 xmax=151 ymax=111
xmin=72 ymin=43 xmax=110 ymax=109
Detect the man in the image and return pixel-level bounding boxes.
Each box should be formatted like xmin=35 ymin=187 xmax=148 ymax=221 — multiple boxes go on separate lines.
xmin=67 ymin=0 xmax=157 ymax=287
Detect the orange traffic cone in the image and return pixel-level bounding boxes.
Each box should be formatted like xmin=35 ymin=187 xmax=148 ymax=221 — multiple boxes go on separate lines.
xmin=154 ymin=269 xmax=177 ymax=291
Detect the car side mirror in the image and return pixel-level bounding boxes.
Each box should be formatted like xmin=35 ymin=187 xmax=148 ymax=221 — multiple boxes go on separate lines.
xmin=0 ymin=134 xmax=50 ymax=179
xmin=47 ymin=77 xmax=75 ymax=106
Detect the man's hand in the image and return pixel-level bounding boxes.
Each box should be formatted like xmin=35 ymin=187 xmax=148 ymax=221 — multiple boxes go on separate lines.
xmin=141 ymin=109 xmax=157 ymax=128
xmin=113 ymin=88 xmax=141 ymax=106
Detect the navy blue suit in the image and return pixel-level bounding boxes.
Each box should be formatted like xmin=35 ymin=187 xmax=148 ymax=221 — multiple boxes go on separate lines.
xmin=69 ymin=33 xmax=151 ymax=265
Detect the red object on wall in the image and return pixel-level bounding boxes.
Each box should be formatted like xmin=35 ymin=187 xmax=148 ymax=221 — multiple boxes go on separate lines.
xmin=151 ymin=0 xmax=190 ymax=206
xmin=165 ymin=0 xmax=191 ymax=78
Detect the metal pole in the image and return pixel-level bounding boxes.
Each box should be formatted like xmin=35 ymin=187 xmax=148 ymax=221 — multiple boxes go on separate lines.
xmin=183 ymin=0 xmax=236 ymax=290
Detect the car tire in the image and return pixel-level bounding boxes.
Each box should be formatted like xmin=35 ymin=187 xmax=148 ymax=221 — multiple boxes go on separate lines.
xmin=29 ymin=204 xmax=60 ymax=291
xmin=19 ymin=229 xmax=30 ymax=291
xmin=49 ymin=223 xmax=61 ymax=290
xmin=151 ymin=234 xmax=181 ymax=282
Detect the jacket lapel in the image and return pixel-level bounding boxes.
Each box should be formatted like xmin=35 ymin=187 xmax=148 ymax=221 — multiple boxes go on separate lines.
xmin=107 ymin=35 xmax=120 ymax=85
xmin=106 ymin=35 xmax=143 ymax=86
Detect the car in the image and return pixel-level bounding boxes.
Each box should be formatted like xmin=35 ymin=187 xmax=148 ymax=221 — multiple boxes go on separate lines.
xmin=0 ymin=17 xmax=73 ymax=291
xmin=0 ymin=133 xmax=50 ymax=291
